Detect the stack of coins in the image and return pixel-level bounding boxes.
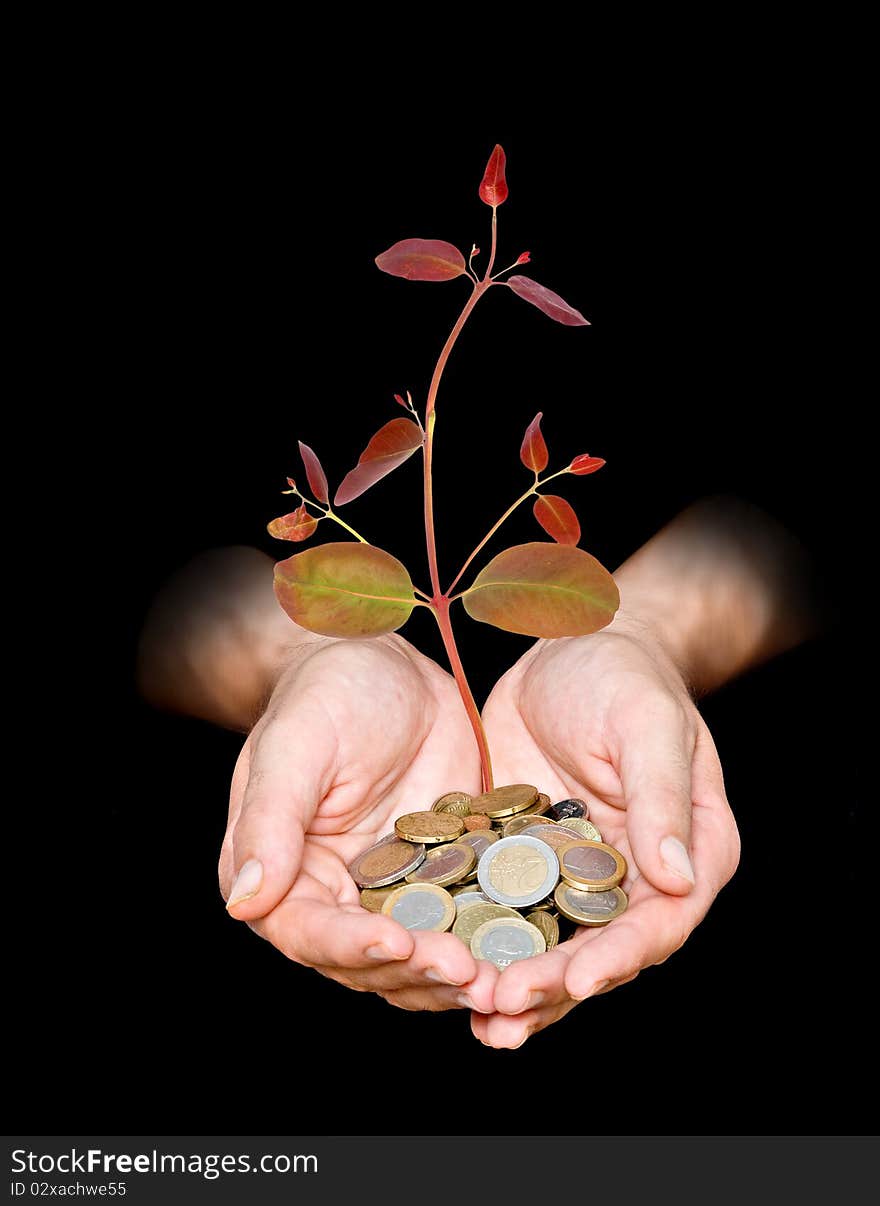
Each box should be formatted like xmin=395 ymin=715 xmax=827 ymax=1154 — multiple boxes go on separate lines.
xmin=347 ymin=785 xmax=629 ymax=970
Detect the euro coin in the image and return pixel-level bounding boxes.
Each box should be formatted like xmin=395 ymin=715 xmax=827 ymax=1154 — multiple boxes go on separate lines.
xmin=470 ymin=783 xmax=539 ymax=819
xmin=348 ymin=834 xmax=426 ymax=888
xmin=522 ymin=792 xmax=553 ymax=816
xmin=359 ymin=885 xmax=401 ymax=913
xmin=462 ymin=814 xmax=492 ymax=831
xmin=470 ymin=917 xmax=547 ymax=967
xmin=455 ymin=829 xmax=499 ymax=861
xmin=557 ymin=840 xmax=627 ymax=892
xmin=405 ymin=842 xmax=475 ymax=887
xmin=518 ymin=822 xmax=590 ymax=852
xmin=394 ymin=811 xmax=465 ymax=844
xmin=560 ymin=817 xmax=603 ymax=842
xmin=381 ymin=883 xmax=455 ymax=932
xmin=477 ymin=835 xmax=560 ymax=909
xmin=432 ymin=791 xmax=473 ymax=817
xmin=548 ymin=797 xmax=588 ymax=821
xmin=525 ymin=909 xmax=559 ymax=950
xmin=503 ymin=813 xmax=554 ymax=838
xmin=452 ymin=901 xmax=521 ymax=946
xmin=554 ymin=882 xmax=628 ymax=926
xmin=450 ymin=886 xmax=491 ymax=914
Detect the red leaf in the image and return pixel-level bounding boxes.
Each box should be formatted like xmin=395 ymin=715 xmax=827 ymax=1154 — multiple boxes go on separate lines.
xmin=334 ymin=418 xmax=424 ymax=506
xmin=267 ymin=504 xmax=319 ymax=542
xmin=508 ymin=275 xmax=590 ymax=326
xmin=394 ymin=393 xmax=408 ymax=408
xmin=570 ymin=454 xmax=606 ymax=475
xmin=298 ymin=441 xmax=329 ymax=503
xmin=520 ymin=412 xmax=549 ymax=474
xmin=533 ymin=495 xmax=581 ymax=545
xmin=479 ymin=145 xmax=508 ymax=207
xmin=375 ymin=239 xmax=466 ymax=281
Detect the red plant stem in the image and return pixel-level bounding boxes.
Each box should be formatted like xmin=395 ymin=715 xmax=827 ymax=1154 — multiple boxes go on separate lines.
xmin=485 ymin=207 xmax=499 ymax=278
xmin=422 ymin=279 xmax=494 ymax=790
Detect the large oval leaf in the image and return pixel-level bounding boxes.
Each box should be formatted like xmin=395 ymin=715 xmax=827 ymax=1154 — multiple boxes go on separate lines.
xmin=298 ymin=441 xmax=329 ymax=503
xmin=479 ymin=144 xmax=508 ymax=207
xmin=375 ymin=238 xmax=466 ymax=281
xmin=461 ymin=542 xmax=618 ymax=637
xmin=533 ymin=495 xmax=581 ymax=545
xmin=334 ymin=417 xmax=423 ymax=506
xmin=274 ymin=542 xmax=417 ymax=638
xmin=508 ymin=275 xmax=590 ymax=326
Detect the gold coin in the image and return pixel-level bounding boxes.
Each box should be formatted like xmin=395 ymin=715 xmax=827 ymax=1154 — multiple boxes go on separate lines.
xmin=470 ymin=783 xmax=539 ymax=819
xmin=560 ymin=817 xmax=603 ymax=842
xmin=557 ymin=840 xmax=627 ymax=892
xmin=554 ymin=882 xmax=628 ymax=926
xmin=405 ymin=842 xmax=476 ymax=887
xmin=503 ymin=813 xmax=555 ymax=838
xmin=394 ymin=811 xmax=465 ymax=844
xmin=521 ymin=792 xmax=553 ymax=817
xmin=359 ymin=885 xmax=400 ymax=913
xmin=381 ymin=883 xmax=456 ymax=932
xmin=432 ymin=791 xmax=473 ymax=817
xmin=452 ymin=901 xmax=521 ymax=946
xmin=470 ymin=917 xmax=546 ymax=967
xmin=525 ymin=909 xmax=559 ymax=950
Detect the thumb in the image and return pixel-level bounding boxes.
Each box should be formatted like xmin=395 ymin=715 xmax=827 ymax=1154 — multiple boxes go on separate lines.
xmin=615 ymin=697 xmax=697 ymax=896
xmin=225 ymin=707 xmax=336 ymax=921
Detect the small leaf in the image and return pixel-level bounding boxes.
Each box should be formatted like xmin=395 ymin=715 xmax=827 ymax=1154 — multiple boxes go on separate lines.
xmin=479 ymin=144 xmax=508 ymax=207
xmin=508 ymin=275 xmax=590 ymax=326
xmin=462 ymin=542 xmax=618 ymax=638
xmin=267 ymin=504 xmax=319 ymax=542
xmin=569 ymin=454 xmax=606 ymax=475
xmin=334 ymin=417 xmax=424 ymax=506
xmin=394 ymin=393 xmax=408 ymax=408
xmin=534 ymin=495 xmax=581 ymax=545
xmin=520 ymin=412 xmax=549 ymax=473
xmin=274 ymin=542 xmax=417 ymax=638
xmin=298 ymin=441 xmax=329 ymax=503
xmin=375 ymin=238 xmax=466 ymax=281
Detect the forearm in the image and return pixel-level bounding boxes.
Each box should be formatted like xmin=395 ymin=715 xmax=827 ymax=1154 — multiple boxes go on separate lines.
xmin=136 ymin=547 xmax=326 ymax=731
xmin=610 ymin=496 xmax=823 ymax=694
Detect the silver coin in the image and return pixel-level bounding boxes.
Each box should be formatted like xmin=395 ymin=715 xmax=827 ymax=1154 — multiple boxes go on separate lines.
xmin=455 ymin=829 xmax=499 ymax=860
xmin=347 ymin=833 xmax=426 ymax=888
xmin=450 ymin=887 xmax=491 ymax=915
xmin=470 ymin=917 xmax=547 ymax=968
xmin=477 ymin=835 xmax=560 ymax=909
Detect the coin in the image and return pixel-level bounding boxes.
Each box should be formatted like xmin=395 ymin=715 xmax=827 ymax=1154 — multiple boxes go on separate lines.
xmin=359 ymin=885 xmax=401 ymax=913
xmin=348 ymin=834 xmax=426 ymax=888
xmin=521 ymin=791 xmax=553 ymax=816
xmin=560 ymin=817 xmax=603 ymax=842
xmin=470 ymin=917 xmax=547 ymax=968
xmin=452 ymin=901 xmax=521 ymax=945
xmin=394 ymin=811 xmax=465 ymax=844
xmin=454 ymin=829 xmax=499 ymax=861
xmin=463 ymin=814 xmax=492 ymax=831
xmin=432 ymin=791 xmax=473 ymax=817
xmin=470 ymin=783 xmax=539 ymax=819
xmin=477 ymin=835 xmax=561 ymax=909
xmin=558 ymin=840 xmax=627 ymax=891
xmin=405 ymin=842 xmax=476 ymax=887
xmin=554 ymin=882 xmax=628 ymax=926
xmin=518 ymin=821 xmax=590 ymax=852
xmin=525 ymin=909 xmax=560 ymax=950
xmin=503 ymin=813 xmax=555 ymax=838
xmin=381 ymin=883 xmax=456 ymax=932
xmin=548 ymin=797 xmax=589 ymax=821
xmin=449 ymin=886 xmax=491 ymax=915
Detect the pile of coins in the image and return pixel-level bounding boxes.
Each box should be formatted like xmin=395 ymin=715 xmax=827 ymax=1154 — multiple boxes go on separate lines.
xmin=348 ymin=785 xmax=628 ymax=970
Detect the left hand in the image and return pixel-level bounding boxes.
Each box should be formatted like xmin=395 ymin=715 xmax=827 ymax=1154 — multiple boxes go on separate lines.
xmin=476 ymin=616 xmax=741 ymax=1048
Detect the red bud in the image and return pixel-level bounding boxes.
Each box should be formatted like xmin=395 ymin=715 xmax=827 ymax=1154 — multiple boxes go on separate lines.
xmin=569 ymin=455 xmax=606 ymax=475
xmin=479 ymin=145 xmax=508 ymax=207
xmin=516 ymin=251 xmax=531 ymax=265
xmin=394 ymin=393 xmax=408 ymax=408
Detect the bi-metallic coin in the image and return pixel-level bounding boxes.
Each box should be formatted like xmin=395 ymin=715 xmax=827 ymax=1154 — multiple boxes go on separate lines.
xmin=348 ymin=834 xmax=426 ymax=888
xmin=525 ymin=909 xmax=560 ymax=950
xmin=405 ymin=842 xmax=475 ymax=887
xmin=477 ymin=835 xmax=560 ymax=909
xmin=470 ymin=917 xmax=547 ymax=968
xmin=449 ymin=886 xmax=491 ymax=915
xmin=558 ymin=840 xmax=627 ymax=892
xmin=452 ymin=901 xmax=521 ymax=945
xmin=455 ymin=829 xmax=499 ymax=861
xmin=554 ymin=882 xmax=628 ymax=926
xmin=518 ymin=822 xmax=590 ymax=852
xmin=559 ymin=817 xmax=603 ymax=842
xmin=381 ymin=883 xmax=456 ymax=932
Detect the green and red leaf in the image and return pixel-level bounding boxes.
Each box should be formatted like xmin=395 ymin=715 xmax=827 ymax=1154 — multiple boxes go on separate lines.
xmin=274 ymin=542 xmax=417 ymax=638
xmin=375 ymin=239 xmax=467 ymax=281
xmin=479 ymin=144 xmax=508 ymax=207
xmin=569 ymin=453 xmax=605 ymax=475
xmin=508 ymin=275 xmax=589 ymax=326
xmin=298 ymin=441 xmax=329 ymax=503
xmin=533 ymin=494 xmax=581 ymax=545
xmin=267 ymin=504 xmax=319 ymax=542
xmin=334 ymin=417 xmax=424 ymax=506
xmin=520 ymin=412 xmax=549 ymax=473
xmin=461 ymin=542 xmax=618 ymax=638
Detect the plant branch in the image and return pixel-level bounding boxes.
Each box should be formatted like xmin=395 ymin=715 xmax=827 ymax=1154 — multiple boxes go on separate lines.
xmin=433 ymin=599 xmax=494 ymax=792
xmin=485 ymin=207 xmax=499 ymax=278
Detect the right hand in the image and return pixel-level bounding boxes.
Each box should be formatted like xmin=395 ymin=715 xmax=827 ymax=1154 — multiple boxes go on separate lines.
xmin=219 ymin=633 xmax=499 ymax=1014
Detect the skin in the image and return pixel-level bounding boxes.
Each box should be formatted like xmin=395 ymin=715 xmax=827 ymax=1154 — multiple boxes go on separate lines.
xmin=137 ymin=501 xmax=819 ymax=1042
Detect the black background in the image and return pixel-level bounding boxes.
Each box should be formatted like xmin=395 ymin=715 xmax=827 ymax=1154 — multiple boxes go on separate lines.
xmin=14 ymin=93 xmax=870 ymax=1136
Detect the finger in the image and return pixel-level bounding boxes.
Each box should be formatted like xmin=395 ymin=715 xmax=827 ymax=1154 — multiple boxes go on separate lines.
xmin=227 ymin=707 xmax=338 ymax=920
xmin=379 ymin=958 xmax=498 ymax=1014
xmin=692 ymin=723 xmax=741 ymax=887
xmin=492 ymin=948 xmax=573 ymax=1015
xmin=614 ymin=694 xmax=697 ymax=896
xmin=258 ymin=887 xmax=414 ymax=968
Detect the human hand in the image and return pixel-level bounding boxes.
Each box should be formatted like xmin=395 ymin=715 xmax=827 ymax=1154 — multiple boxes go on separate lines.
xmin=219 ymin=633 xmax=499 ymax=1014
xmin=476 ymin=617 xmax=740 ymax=1047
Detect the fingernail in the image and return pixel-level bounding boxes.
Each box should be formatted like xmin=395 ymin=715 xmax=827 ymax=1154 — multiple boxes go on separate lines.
xmin=571 ymin=978 xmax=609 ymax=1002
xmin=365 ymin=943 xmax=400 ymax=961
xmin=660 ymin=836 xmax=696 ymax=885
xmin=425 ymin=967 xmax=458 ymax=985
xmin=510 ymin=1032 xmax=531 ymax=1049
xmin=511 ymin=989 xmax=544 ymax=1013
xmin=226 ymin=859 xmax=263 ymax=908
xmin=456 ymin=992 xmax=476 ymax=1010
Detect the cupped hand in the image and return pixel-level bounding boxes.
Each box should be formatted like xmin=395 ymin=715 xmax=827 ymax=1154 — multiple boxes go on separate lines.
xmin=218 ymin=634 xmax=498 ymax=1014
xmin=476 ymin=617 xmax=741 ymax=1047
